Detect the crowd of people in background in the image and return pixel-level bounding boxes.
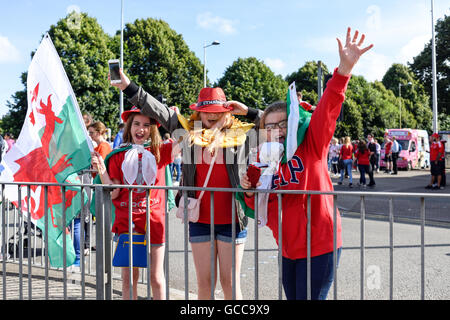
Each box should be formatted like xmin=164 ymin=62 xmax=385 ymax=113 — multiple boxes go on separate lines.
xmin=327 ymin=132 xmax=447 ymax=190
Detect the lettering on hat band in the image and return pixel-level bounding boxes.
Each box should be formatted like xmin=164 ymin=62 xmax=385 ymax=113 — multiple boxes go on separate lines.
xmin=196 ymin=100 xmax=226 ymax=107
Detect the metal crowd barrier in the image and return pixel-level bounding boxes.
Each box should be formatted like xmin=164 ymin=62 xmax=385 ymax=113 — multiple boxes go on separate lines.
xmin=1 ymin=181 xmax=449 ymax=300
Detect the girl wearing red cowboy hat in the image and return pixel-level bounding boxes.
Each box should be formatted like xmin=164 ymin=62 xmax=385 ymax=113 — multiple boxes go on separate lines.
xmin=111 ymin=72 xmax=262 ymax=300
xmin=92 ymin=106 xmax=180 ymax=300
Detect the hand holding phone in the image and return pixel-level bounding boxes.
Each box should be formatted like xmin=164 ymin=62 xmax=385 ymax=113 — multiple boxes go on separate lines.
xmin=246 ymin=164 xmax=262 ymax=188
xmin=108 ymin=59 xmax=121 ymax=84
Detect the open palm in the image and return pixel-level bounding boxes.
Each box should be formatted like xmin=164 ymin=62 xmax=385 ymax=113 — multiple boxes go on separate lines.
xmin=337 ymin=27 xmax=374 ymax=76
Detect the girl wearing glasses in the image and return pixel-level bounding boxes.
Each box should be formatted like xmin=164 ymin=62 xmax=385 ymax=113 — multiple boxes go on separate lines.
xmin=240 ymin=28 xmax=373 ymax=300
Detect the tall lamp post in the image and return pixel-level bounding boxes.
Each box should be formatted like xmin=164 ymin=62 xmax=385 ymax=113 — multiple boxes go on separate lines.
xmin=398 ymin=82 xmax=412 ymax=129
xmin=203 ymin=41 xmax=220 ymax=88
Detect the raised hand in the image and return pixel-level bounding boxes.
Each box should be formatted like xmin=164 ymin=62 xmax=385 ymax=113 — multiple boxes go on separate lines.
xmin=336 ymin=27 xmax=374 ymax=76
xmin=224 ymin=100 xmax=249 ymax=116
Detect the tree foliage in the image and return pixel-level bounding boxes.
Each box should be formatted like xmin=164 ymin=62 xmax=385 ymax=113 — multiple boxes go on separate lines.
xmin=118 ymin=18 xmax=204 ymax=116
xmin=216 ymin=57 xmax=287 ymax=110
xmin=409 ymin=14 xmax=450 ymax=116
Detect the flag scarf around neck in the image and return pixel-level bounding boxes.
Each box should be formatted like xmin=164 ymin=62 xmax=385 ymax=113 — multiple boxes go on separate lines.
xmin=236 ymin=81 xmax=311 ymax=223
xmin=0 ymin=34 xmax=93 ymax=267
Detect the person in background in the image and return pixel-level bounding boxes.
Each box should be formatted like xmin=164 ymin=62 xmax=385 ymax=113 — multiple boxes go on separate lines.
xmin=328 ymin=137 xmax=340 ymax=177
xmin=113 ymin=123 xmax=125 ymax=149
xmin=4 ymin=133 xmax=15 ymax=152
xmin=338 ymin=136 xmax=354 ymax=187
xmin=88 ymin=121 xmax=113 ymax=162
xmin=384 ymin=136 xmax=393 ymax=174
xmin=425 ymin=133 xmax=445 ymax=190
xmin=374 ymin=138 xmax=381 ymax=172
xmin=367 ymin=134 xmax=377 ymax=174
xmin=297 ymin=91 xmax=316 ymax=112
xmin=391 ymin=136 xmax=399 ymax=175
xmin=355 ymin=140 xmax=375 ymax=187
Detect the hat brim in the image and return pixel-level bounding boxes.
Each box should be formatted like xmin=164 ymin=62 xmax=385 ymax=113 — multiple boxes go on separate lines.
xmin=189 ymin=103 xmax=232 ymax=113
xmin=121 ymin=109 xmax=160 ymax=127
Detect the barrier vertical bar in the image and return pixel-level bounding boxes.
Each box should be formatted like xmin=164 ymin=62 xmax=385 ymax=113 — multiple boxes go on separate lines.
xmin=360 ymin=195 xmax=365 ymax=300
xmin=44 ymin=186 xmax=49 ymax=300
xmin=128 ymin=188 xmax=133 ymax=300
xmin=420 ymin=197 xmax=425 ymax=300
xmin=333 ymin=194 xmax=338 ymax=300
xmin=80 ymin=186 xmax=86 ymax=300
xmin=26 ymin=185 xmax=32 ymax=300
xmin=1 ymin=184 xmax=6 ymax=300
xmin=210 ymin=191 xmax=215 ymax=300
xmin=164 ymin=189 xmax=170 ymax=300
xmin=307 ymin=194 xmax=311 ymax=300
xmin=18 ymin=185 xmax=23 ymax=300
xmin=95 ymin=186 xmax=105 ymax=300
xmin=277 ymin=193 xmax=283 ymax=300
xmin=104 ymin=188 xmax=112 ymax=300
xmin=254 ymin=192 xmax=259 ymax=300
xmin=62 ymin=186 xmax=67 ymax=300
xmin=231 ymin=192 xmax=236 ymax=300
xmin=146 ymin=189 xmax=151 ymax=300
xmin=183 ymin=191 xmax=189 ymax=300
xmin=389 ymin=197 xmax=394 ymax=300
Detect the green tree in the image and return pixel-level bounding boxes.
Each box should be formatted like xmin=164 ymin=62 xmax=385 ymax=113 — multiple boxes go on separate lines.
xmin=216 ymin=57 xmax=287 ymax=110
xmin=285 ymin=61 xmax=330 ymax=105
xmin=118 ymin=18 xmax=204 ymax=116
xmin=382 ymin=63 xmax=432 ymax=131
xmin=409 ymin=14 xmax=450 ymax=115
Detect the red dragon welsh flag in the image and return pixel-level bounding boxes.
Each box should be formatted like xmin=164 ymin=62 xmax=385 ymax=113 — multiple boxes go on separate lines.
xmin=0 ymin=34 xmax=93 ymax=267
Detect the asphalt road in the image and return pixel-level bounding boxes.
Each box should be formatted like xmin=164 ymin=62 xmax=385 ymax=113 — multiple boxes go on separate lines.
xmin=166 ymin=168 xmax=450 ymax=300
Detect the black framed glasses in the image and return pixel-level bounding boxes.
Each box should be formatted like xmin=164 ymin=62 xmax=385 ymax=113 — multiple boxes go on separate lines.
xmin=264 ymin=120 xmax=287 ymax=130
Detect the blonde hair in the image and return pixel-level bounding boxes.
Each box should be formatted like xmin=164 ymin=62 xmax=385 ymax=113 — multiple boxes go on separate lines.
xmin=122 ymin=113 xmax=162 ymax=163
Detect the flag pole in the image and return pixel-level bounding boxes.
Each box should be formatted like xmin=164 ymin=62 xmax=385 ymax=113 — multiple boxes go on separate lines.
xmin=119 ymin=0 xmax=124 ymax=123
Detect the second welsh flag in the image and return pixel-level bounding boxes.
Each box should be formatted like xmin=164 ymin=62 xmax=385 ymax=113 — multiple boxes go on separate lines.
xmin=0 ymin=34 xmax=93 ymax=267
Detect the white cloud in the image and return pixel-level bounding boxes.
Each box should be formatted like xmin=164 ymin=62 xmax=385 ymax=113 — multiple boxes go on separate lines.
xmin=398 ymin=35 xmax=429 ymax=64
xmin=196 ymin=12 xmax=238 ymax=35
xmin=264 ymin=58 xmax=286 ymax=74
xmin=0 ymin=35 xmax=21 ymax=63
xmin=353 ymin=51 xmax=391 ymax=82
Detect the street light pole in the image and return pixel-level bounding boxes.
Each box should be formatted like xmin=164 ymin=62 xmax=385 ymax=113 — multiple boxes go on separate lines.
xmin=203 ymin=41 xmax=220 ymax=88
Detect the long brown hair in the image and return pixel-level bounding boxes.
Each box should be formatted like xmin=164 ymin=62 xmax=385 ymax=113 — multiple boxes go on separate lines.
xmin=122 ymin=113 xmax=162 ymax=163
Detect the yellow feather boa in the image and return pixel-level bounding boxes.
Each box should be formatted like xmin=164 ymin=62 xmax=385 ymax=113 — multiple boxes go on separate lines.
xmin=176 ymin=113 xmax=254 ymax=148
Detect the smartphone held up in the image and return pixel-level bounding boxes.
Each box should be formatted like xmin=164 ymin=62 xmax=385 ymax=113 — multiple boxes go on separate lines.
xmin=108 ymin=59 xmax=121 ymax=84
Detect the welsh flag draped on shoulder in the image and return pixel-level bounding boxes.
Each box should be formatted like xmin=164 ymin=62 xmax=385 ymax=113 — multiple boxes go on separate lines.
xmin=282 ymin=81 xmax=311 ymax=164
xmin=0 ymin=34 xmax=93 ymax=267
xmin=237 ymin=81 xmax=311 ymax=223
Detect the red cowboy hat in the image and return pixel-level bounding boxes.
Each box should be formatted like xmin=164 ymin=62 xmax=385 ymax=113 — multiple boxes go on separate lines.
xmin=431 ymin=133 xmax=440 ymax=139
xmin=121 ymin=106 xmax=160 ymax=126
xmin=189 ymin=87 xmax=232 ymax=113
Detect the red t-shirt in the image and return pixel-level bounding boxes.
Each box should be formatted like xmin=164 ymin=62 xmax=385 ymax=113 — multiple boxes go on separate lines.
xmin=430 ymin=141 xmax=444 ymax=161
xmin=195 ymin=149 xmax=234 ymax=225
xmin=108 ymin=143 xmax=173 ymax=244
xmin=385 ymin=141 xmax=392 ymax=154
xmin=355 ymin=149 xmax=370 ymax=165
xmin=340 ymin=144 xmax=353 ymax=160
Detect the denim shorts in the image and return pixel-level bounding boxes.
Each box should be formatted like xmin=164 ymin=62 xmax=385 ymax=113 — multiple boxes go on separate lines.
xmin=188 ymin=222 xmax=247 ymax=244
